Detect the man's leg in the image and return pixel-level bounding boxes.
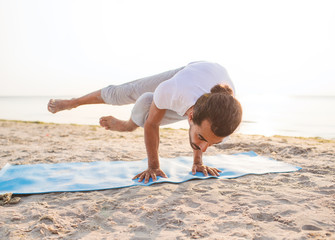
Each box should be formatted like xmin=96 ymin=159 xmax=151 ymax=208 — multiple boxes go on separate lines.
xmin=130 ymin=92 xmax=186 ymax=128
xmin=47 ymin=90 xmax=104 ymax=114
xmin=98 ymin=66 xmax=184 ymax=131
xmin=48 ymin=66 xmax=184 ymax=114
xmin=100 ymin=66 xmax=184 ymax=105
xmin=100 ymin=92 xmax=186 ymax=132
xmin=48 ymin=66 xmax=184 ymax=131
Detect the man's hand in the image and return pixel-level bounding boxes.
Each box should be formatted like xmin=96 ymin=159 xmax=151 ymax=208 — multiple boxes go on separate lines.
xmin=133 ymin=168 xmax=168 ymax=184
xmin=192 ymin=163 xmax=222 ymax=177
xmin=192 ymin=149 xmax=221 ymax=177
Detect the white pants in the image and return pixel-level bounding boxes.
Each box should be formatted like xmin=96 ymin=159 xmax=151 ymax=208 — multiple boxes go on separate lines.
xmin=101 ymin=66 xmax=187 ymax=127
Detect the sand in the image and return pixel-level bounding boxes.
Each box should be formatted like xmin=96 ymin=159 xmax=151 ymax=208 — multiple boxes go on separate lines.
xmin=0 ymin=119 xmax=334 ymax=240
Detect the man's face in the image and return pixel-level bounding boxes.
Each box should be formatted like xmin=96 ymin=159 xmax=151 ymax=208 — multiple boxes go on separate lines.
xmin=188 ymin=119 xmax=224 ymax=152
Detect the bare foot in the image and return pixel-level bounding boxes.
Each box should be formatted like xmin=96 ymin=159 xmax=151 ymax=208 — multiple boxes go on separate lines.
xmin=47 ymin=99 xmax=76 ymax=114
xmin=99 ymin=116 xmax=138 ymax=132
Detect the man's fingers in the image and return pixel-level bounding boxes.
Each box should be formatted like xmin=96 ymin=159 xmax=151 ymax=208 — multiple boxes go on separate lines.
xmin=133 ymin=173 xmax=142 ymax=180
xmin=192 ymin=165 xmax=196 ymax=175
xmin=161 ymin=171 xmax=168 ymax=178
xmin=208 ymin=168 xmax=217 ymax=176
xmin=203 ymin=168 xmax=208 ymax=176
xmin=134 ymin=169 xmax=168 ymax=183
xmin=144 ymin=174 xmax=150 ymax=184
xmin=152 ymin=173 xmax=157 ymax=182
xmin=139 ymin=173 xmax=145 ymax=182
xmin=207 ymin=168 xmax=215 ymax=176
xmin=213 ymin=168 xmax=222 ymax=176
xmin=192 ymin=165 xmax=221 ymax=177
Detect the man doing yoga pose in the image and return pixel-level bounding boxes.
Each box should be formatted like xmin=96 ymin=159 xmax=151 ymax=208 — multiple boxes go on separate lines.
xmin=47 ymin=61 xmax=243 ymax=183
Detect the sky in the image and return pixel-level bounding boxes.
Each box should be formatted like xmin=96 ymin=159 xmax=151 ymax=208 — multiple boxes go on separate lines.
xmin=0 ymin=0 xmax=334 ymax=97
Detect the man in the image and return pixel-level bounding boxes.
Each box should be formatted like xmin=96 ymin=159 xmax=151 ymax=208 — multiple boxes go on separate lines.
xmin=48 ymin=61 xmax=242 ymax=183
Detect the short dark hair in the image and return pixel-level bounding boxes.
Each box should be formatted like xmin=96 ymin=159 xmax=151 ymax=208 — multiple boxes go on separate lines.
xmin=192 ymin=84 xmax=242 ymax=137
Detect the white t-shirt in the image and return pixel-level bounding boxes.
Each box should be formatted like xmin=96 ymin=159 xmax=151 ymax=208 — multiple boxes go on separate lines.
xmin=153 ymin=61 xmax=235 ymax=116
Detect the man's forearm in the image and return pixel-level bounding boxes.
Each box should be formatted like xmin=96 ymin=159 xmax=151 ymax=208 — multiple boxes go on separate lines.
xmin=144 ymin=122 xmax=160 ymax=169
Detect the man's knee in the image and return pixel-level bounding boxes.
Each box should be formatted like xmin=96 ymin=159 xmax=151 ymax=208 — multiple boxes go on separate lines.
xmin=101 ymin=85 xmax=136 ymax=105
xmin=130 ymin=92 xmax=153 ymax=127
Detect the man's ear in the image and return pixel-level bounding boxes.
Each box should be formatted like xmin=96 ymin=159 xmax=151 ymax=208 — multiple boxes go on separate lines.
xmin=188 ymin=111 xmax=193 ymax=122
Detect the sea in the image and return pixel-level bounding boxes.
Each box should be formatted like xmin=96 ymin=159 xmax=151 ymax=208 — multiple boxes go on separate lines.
xmin=0 ymin=95 xmax=334 ymax=140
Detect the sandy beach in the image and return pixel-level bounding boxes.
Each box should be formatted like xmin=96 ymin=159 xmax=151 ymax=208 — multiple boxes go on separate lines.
xmin=0 ymin=119 xmax=334 ymax=239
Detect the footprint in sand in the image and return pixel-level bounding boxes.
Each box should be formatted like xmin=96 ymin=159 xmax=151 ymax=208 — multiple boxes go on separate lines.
xmin=302 ymin=225 xmax=322 ymax=231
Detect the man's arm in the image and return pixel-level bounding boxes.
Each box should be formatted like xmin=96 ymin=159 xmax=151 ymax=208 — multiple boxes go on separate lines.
xmin=192 ymin=149 xmax=222 ymax=176
xmin=133 ymin=102 xmax=168 ymax=183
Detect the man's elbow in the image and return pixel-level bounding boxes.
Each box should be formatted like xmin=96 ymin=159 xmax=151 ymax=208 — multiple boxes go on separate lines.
xmin=144 ymin=120 xmax=160 ymax=130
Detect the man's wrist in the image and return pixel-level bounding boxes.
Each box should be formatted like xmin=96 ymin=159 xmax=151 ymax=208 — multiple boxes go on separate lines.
xmin=193 ymin=160 xmax=203 ymax=165
xmin=148 ymin=159 xmax=160 ymax=169
xmin=193 ymin=150 xmax=203 ymax=165
xmin=193 ymin=157 xmax=203 ymax=165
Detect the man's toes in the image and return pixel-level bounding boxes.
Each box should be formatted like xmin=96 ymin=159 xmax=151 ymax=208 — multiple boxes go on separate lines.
xmin=47 ymin=100 xmax=56 ymax=113
xmin=99 ymin=118 xmax=109 ymax=129
xmin=99 ymin=117 xmax=106 ymax=125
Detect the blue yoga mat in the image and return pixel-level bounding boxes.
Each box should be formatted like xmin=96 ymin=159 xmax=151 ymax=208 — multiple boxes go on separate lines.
xmin=0 ymin=151 xmax=301 ymax=194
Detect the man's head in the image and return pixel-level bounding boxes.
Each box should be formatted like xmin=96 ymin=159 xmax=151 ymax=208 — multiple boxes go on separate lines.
xmin=188 ymin=84 xmax=242 ymax=152
xmin=188 ymin=118 xmax=224 ymax=152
